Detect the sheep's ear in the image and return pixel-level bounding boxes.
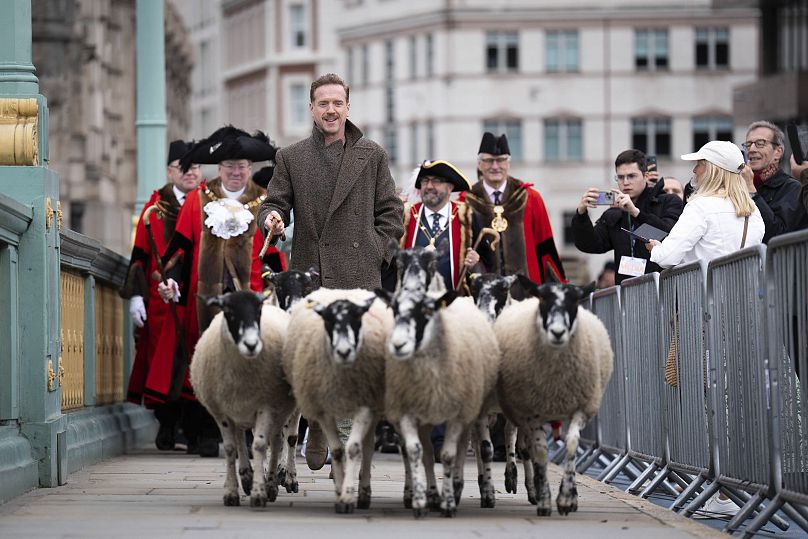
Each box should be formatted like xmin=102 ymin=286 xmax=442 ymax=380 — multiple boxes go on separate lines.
xmin=356 ymin=296 xmax=375 ymax=314
xmin=516 ymin=274 xmax=539 ymax=296
xmin=204 ymin=294 xmax=224 ymax=308
xmin=306 ymin=265 xmax=321 ymax=280
xmin=311 ymin=302 xmax=326 ymax=316
xmin=579 ymin=281 xmax=597 ymax=298
xmin=436 ymin=289 xmax=457 ymax=310
xmin=374 ymin=287 xmax=393 ymax=306
xmin=504 ymin=275 xmax=518 ymax=288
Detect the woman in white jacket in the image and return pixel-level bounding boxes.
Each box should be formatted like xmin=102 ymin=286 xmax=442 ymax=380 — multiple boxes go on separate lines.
xmin=648 ymin=140 xmax=764 ymax=267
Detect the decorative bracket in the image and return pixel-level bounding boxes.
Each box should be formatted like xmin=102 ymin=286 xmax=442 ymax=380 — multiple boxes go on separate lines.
xmin=0 ymin=98 xmax=39 ymax=166
xmin=47 ymin=359 xmax=56 ymax=392
xmin=56 ymin=200 xmax=63 ymax=231
xmin=58 ymin=357 xmax=65 ymax=386
xmin=45 ymin=197 xmax=53 ymax=230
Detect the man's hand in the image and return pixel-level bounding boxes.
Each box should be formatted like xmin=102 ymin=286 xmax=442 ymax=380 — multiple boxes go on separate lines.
xmin=129 ymin=295 xmax=147 ymax=328
xmin=263 ymin=210 xmax=285 ymax=236
xmin=613 ymin=189 xmax=639 ymax=217
xmin=157 ymin=278 xmax=180 ymax=303
xmin=741 ymin=164 xmax=755 ymax=192
xmin=464 ymin=248 xmax=480 ymax=268
xmin=645 ymin=239 xmax=661 ymax=252
xmin=791 ymin=155 xmax=808 ymax=183
xmin=577 ymin=188 xmax=601 ymax=214
xmin=645 ymin=170 xmax=661 ymax=186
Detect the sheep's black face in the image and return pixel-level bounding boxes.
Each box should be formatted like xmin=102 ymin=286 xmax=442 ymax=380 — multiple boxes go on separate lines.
xmin=206 ymin=291 xmax=264 ymax=358
xmin=396 ymin=242 xmax=446 ymax=295
xmin=468 ymin=273 xmax=517 ymax=323
xmin=313 ymin=298 xmax=374 ymax=366
xmin=376 ymin=288 xmax=455 ymax=360
xmin=265 ymin=266 xmax=319 ymax=311
xmin=518 ymin=276 xmax=595 ymax=347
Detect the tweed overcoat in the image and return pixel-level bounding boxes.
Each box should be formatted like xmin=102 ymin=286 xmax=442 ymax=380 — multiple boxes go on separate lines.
xmin=259 ymin=121 xmax=404 ymax=290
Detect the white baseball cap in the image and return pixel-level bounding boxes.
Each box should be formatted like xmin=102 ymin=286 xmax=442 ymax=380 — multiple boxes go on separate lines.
xmin=681 ymin=140 xmax=745 ymax=173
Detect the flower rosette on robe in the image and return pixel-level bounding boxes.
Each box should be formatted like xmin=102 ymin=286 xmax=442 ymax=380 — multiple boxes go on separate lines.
xmin=203 ymin=198 xmax=255 ymax=239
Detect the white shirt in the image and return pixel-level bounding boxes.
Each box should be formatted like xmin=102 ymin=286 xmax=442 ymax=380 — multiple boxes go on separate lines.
xmin=222 ymin=186 xmax=246 ymax=199
xmin=650 ymin=196 xmax=765 ymax=268
xmin=423 ymin=202 xmax=451 ymax=232
xmin=172 ymin=185 xmax=187 ymax=206
xmin=483 ymin=181 xmax=506 ymax=203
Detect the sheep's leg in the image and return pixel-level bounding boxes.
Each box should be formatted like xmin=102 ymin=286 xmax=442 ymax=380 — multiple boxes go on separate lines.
xmin=439 ymin=420 xmax=464 ymax=518
xmin=235 ymin=428 xmax=253 ymax=497
xmin=400 ymin=440 xmax=413 ymax=508
xmin=453 ymin=428 xmax=468 ymax=505
xmin=217 ymin=416 xmax=241 ymax=506
xmin=526 ymin=418 xmax=552 ymax=516
xmin=418 ymin=424 xmax=440 ymax=511
xmin=334 ymin=407 xmax=374 ymax=514
xmin=279 ymin=408 xmax=301 ymax=493
xmin=557 ymin=412 xmax=585 ymax=516
xmin=264 ymin=412 xmax=285 ymax=503
xmin=248 ymin=410 xmax=271 ymax=507
xmin=318 ymin=416 xmax=346 ymax=496
xmin=504 ymin=420 xmax=518 ymax=494
xmin=518 ymin=427 xmax=537 ymax=505
xmin=357 ymin=420 xmax=375 ymax=509
xmin=475 ymin=416 xmax=496 ymax=508
xmin=399 ymin=415 xmax=428 ymax=519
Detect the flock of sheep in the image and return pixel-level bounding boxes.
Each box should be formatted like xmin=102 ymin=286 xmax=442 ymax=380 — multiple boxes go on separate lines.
xmin=189 ymin=242 xmax=614 ymax=519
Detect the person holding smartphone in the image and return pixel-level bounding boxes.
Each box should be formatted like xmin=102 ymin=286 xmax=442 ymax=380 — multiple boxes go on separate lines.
xmin=571 ymin=149 xmax=683 ymax=284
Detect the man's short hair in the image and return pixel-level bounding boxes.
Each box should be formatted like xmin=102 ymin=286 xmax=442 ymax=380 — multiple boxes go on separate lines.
xmin=615 ymin=149 xmax=647 ymax=173
xmin=310 ymin=73 xmax=350 ymax=103
xmin=746 ymin=120 xmax=785 ymax=147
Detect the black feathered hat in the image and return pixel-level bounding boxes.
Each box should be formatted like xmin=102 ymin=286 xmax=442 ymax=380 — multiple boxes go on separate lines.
xmin=478 ymin=132 xmax=510 ymax=156
xmin=415 ymin=160 xmax=472 ymax=192
xmin=251 ymin=165 xmax=275 ymax=189
xmin=179 ymin=125 xmax=278 ymax=172
xmin=167 ymin=140 xmax=191 ymax=165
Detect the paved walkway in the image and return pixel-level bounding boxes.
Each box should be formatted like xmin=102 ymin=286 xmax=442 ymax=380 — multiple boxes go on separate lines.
xmin=0 ymin=449 xmax=723 ymax=539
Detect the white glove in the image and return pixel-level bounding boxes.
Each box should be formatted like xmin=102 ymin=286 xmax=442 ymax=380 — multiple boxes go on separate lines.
xmin=157 ymin=278 xmax=181 ymax=303
xmin=129 ymin=295 xmax=147 ymax=328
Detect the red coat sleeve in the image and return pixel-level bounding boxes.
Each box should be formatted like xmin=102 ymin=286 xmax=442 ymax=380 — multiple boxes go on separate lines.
xmin=527 ymin=187 xmax=566 ymax=284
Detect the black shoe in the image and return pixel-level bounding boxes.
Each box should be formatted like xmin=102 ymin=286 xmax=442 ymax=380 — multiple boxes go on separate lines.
xmin=155 ymin=423 xmax=176 ymax=451
xmin=197 ymin=437 xmax=220 ymax=458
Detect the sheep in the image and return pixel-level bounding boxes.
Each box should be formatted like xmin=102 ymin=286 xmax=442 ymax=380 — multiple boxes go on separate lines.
xmin=468 ymin=272 xmax=517 ymax=324
xmin=283 ymin=288 xmax=392 ymax=514
xmin=190 ymin=291 xmax=296 ymax=508
xmin=495 ymin=274 xmax=612 ymax=516
xmin=376 ymin=287 xmax=500 ymax=518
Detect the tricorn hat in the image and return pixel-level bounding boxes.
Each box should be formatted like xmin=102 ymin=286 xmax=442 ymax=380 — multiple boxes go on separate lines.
xmin=179 ymin=126 xmax=277 ymax=171
xmin=251 ymin=165 xmax=275 ymax=189
xmin=415 ymin=160 xmax=472 ymax=192
xmin=167 ymin=140 xmax=191 ymax=165
xmin=478 ymin=132 xmax=510 ymax=156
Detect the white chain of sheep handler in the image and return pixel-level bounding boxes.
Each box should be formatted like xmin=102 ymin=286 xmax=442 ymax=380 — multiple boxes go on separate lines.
xmin=494 ymin=274 xmax=613 ymax=516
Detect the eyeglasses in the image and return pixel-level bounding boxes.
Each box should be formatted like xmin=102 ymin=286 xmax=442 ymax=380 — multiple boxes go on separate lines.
xmin=420 ymin=177 xmax=447 ymax=186
xmin=220 ymin=163 xmax=251 ymax=172
xmin=169 ymin=164 xmax=200 ymax=172
xmin=479 ymin=156 xmax=510 ymax=166
xmin=742 ymin=139 xmax=779 ymax=150
xmin=614 ymin=173 xmax=642 ymax=183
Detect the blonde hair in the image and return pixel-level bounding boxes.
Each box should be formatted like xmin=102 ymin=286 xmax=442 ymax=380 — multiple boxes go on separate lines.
xmin=692 ymin=160 xmax=755 ymax=217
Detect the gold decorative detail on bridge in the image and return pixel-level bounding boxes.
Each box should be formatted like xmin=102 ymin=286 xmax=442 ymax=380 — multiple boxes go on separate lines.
xmin=0 ymin=98 xmax=39 ymax=166
xmin=45 ymin=197 xmax=53 ymax=230
xmin=56 ymin=200 xmax=63 ymax=231
xmin=60 ymin=270 xmax=85 ymax=410
xmin=47 ymin=360 xmax=56 ymax=392
xmin=58 ymin=357 xmax=65 ymax=385
xmin=96 ymin=284 xmax=124 ymax=405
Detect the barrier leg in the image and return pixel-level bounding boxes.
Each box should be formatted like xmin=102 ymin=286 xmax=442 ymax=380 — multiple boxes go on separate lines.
xmin=682 ymin=480 xmax=719 ymax=517
xmin=574 ymin=445 xmax=594 ymax=468
xmin=670 ymin=472 xmax=706 ymax=512
xmin=576 ymin=447 xmax=601 ymax=473
xmin=724 ymin=489 xmax=789 ymax=532
xmin=598 ymin=453 xmax=631 ymax=483
xmin=741 ymin=494 xmax=783 ymax=539
xmin=781 ymin=502 xmax=808 ymax=535
xmin=724 ymin=491 xmax=764 ymax=535
xmin=639 ymin=465 xmax=671 ymax=498
xmin=627 ymin=461 xmax=658 ymax=494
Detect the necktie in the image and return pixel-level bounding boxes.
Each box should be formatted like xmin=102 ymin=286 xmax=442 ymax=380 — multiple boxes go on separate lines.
xmin=493 ymin=190 xmax=502 ymax=205
xmin=431 ymin=213 xmax=442 ymax=236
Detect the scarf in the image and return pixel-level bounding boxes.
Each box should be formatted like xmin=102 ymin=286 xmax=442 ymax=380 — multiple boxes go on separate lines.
xmin=753 ymin=162 xmax=779 ymax=189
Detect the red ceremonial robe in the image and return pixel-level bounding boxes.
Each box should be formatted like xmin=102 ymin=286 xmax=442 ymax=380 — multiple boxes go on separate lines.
xmin=144 ymin=179 xmax=286 ymax=404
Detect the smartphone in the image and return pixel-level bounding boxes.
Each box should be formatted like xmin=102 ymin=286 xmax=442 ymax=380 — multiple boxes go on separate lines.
xmin=646 ymin=155 xmax=657 ymax=172
xmin=595 ymin=191 xmax=614 ymax=205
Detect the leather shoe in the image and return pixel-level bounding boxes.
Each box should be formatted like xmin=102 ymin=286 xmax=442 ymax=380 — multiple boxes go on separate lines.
xmin=306 ymin=422 xmax=328 ymax=470
xmin=155 ymin=423 xmax=175 ymax=451
xmin=197 ymin=437 xmax=220 ymax=458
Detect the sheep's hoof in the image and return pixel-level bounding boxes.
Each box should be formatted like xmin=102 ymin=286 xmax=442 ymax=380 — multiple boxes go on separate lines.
xmin=266 ymin=483 xmax=279 ymax=503
xmin=440 ymin=504 xmax=457 ymax=518
xmin=504 ymin=462 xmax=518 ymax=493
xmin=536 ymin=506 xmax=552 ymax=517
xmin=403 ymin=488 xmax=413 ymax=509
xmin=249 ymin=493 xmax=267 ymax=508
xmin=480 ymin=485 xmax=496 ymax=508
xmin=335 ymin=501 xmax=355 ymax=514
xmin=427 ymin=487 xmax=441 ymax=511
xmin=276 ymin=466 xmax=286 ymax=485
xmin=223 ymin=493 xmax=240 ymax=506
xmin=357 ymin=486 xmax=371 ymax=509
xmin=285 ymin=480 xmax=299 ymax=494
xmin=557 ymin=486 xmax=578 ymax=515
xmin=412 ymin=506 xmax=429 ymax=520
xmin=527 ymin=493 xmax=538 ymax=505
xmin=453 ymin=478 xmax=464 ymax=505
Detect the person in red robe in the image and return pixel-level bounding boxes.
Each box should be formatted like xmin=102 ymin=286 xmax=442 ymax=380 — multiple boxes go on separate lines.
xmin=121 ymin=140 xmax=202 ymax=450
xmin=156 ymin=127 xmax=286 ymax=456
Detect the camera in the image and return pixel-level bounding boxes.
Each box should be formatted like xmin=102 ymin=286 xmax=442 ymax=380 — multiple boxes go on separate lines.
xmin=595 ymin=191 xmax=614 ymax=205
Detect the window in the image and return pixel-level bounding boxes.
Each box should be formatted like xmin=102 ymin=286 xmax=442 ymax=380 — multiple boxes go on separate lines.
xmin=486 ymin=31 xmax=519 ymax=72
xmin=425 ymin=34 xmax=434 ymax=76
xmin=289 ymin=4 xmax=307 ymax=48
xmin=635 ymin=29 xmax=668 ymax=70
xmin=409 ymin=36 xmax=417 ymax=79
xmin=695 ymin=27 xmax=729 ymax=69
xmin=361 ymin=44 xmax=369 ymax=86
xmin=544 ymin=118 xmax=583 ymax=161
xmin=426 ymin=120 xmax=435 ymax=157
xmin=410 ymin=123 xmax=419 ymax=165
xmin=384 ymin=125 xmax=398 ymax=165
xmin=483 ymin=119 xmax=522 ymax=162
xmin=632 ymin=117 xmax=672 ymax=157
xmin=289 ymin=83 xmax=308 ymax=127
xmin=347 ymin=47 xmax=355 ymax=84
xmin=546 ymin=30 xmax=579 ymax=73
xmin=384 ymin=40 xmax=395 ymax=122
xmin=692 ymin=116 xmax=733 ymax=151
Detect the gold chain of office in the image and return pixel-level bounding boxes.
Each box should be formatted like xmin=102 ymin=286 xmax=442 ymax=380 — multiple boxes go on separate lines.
xmin=204 ymin=186 xmax=266 ymax=210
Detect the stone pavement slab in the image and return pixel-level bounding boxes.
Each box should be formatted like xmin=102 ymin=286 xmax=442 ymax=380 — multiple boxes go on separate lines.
xmin=0 ymin=449 xmax=724 ymax=539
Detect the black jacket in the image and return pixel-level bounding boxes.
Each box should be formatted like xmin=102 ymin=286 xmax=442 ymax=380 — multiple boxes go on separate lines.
xmin=571 ymin=180 xmax=684 ymax=283
xmin=754 ymin=169 xmax=808 ymax=243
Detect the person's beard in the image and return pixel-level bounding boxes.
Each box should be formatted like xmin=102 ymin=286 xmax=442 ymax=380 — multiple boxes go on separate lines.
xmin=422 ymin=190 xmax=447 ymax=210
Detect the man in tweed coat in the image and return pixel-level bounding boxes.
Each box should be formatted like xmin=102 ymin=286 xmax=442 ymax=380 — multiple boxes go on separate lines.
xmin=259 ymin=73 xmax=404 ymax=471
